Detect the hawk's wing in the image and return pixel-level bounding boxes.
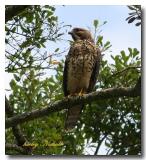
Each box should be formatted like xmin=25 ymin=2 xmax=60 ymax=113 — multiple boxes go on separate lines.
xmin=63 ymin=56 xmax=69 ymax=97
xmin=87 ymin=48 xmax=101 ymax=92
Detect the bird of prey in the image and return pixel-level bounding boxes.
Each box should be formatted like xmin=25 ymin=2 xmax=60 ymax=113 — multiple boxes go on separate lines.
xmin=63 ymin=28 xmax=101 ymax=130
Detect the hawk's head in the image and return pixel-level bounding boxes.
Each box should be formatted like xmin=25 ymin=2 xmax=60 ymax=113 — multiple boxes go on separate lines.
xmin=68 ymin=28 xmax=94 ymax=43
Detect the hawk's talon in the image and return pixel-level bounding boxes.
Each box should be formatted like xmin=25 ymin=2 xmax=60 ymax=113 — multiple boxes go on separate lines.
xmin=78 ymin=89 xmax=84 ymax=96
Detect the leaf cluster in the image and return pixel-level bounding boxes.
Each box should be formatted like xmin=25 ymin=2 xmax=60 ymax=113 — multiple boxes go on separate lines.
xmin=126 ymin=5 xmax=141 ymax=26
xmin=5 ymin=5 xmax=69 ymax=73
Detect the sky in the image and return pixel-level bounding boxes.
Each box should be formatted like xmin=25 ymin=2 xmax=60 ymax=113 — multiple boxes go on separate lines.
xmin=54 ymin=5 xmax=141 ymax=62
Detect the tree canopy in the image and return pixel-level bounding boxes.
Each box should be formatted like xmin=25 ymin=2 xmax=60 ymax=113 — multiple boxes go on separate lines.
xmin=5 ymin=5 xmax=141 ymax=155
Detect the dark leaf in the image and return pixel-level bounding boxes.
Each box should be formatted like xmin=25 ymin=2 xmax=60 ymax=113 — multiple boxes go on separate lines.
xmin=14 ymin=74 xmax=20 ymax=82
xmin=128 ymin=17 xmax=136 ymax=23
xmin=134 ymin=5 xmax=141 ymax=9
xmin=26 ymin=14 xmax=33 ymax=23
xmin=5 ymin=39 xmax=8 ymax=43
xmin=11 ymin=27 xmax=16 ymax=33
xmin=136 ymin=16 xmax=141 ymax=20
xmin=55 ymin=48 xmax=59 ymax=52
xmin=135 ymin=22 xmax=141 ymax=26
xmin=129 ymin=12 xmax=136 ymax=15
xmin=126 ymin=15 xmax=134 ymax=21
xmin=103 ymin=21 xmax=107 ymax=25
xmin=127 ymin=6 xmax=135 ymax=10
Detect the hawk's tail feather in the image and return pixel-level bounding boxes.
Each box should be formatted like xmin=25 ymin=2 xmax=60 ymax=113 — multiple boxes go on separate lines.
xmin=65 ymin=105 xmax=83 ymax=131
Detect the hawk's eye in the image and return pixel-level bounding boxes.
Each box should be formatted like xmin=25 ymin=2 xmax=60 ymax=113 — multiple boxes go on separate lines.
xmin=75 ymin=28 xmax=82 ymax=32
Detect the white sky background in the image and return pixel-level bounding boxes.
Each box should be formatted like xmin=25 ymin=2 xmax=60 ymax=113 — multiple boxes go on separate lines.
xmin=2 ymin=2 xmax=145 ymax=159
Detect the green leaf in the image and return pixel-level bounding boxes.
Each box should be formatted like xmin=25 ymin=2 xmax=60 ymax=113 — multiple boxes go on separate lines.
xmin=5 ymin=26 xmax=9 ymax=31
xmin=20 ymin=26 xmax=28 ymax=33
xmin=111 ymin=55 xmax=115 ymax=60
xmin=105 ymin=140 xmax=111 ymax=148
xmin=35 ymin=29 xmax=43 ymax=38
xmin=97 ymin=36 xmax=103 ymax=46
xmin=12 ymin=27 xmax=16 ymax=33
xmin=133 ymin=48 xmax=139 ymax=57
xmin=121 ymin=50 xmax=126 ymax=59
xmin=54 ymin=48 xmax=59 ymax=52
xmin=14 ymin=74 xmax=20 ymax=82
xmin=36 ymin=42 xmax=41 ymax=48
xmin=10 ymin=79 xmax=16 ymax=89
xmin=40 ymin=42 xmax=46 ymax=48
xmin=128 ymin=48 xmax=133 ymax=57
xmin=20 ymin=40 xmax=30 ymax=48
xmin=47 ymin=11 xmax=53 ymax=17
xmin=93 ymin=19 xmax=99 ymax=28
xmin=104 ymin=41 xmax=110 ymax=48
xmin=26 ymin=14 xmax=33 ymax=23
xmin=121 ymin=50 xmax=130 ymax=64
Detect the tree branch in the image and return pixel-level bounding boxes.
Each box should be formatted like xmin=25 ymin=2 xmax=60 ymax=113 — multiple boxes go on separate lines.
xmin=134 ymin=76 xmax=141 ymax=92
xmin=108 ymin=66 xmax=141 ymax=79
xmin=5 ymin=143 xmax=28 ymax=154
xmin=94 ymin=134 xmax=107 ymax=155
xmin=5 ymin=87 xmax=140 ymax=128
xmin=5 ymin=5 xmax=30 ymax=22
xmin=5 ymin=97 xmax=27 ymax=146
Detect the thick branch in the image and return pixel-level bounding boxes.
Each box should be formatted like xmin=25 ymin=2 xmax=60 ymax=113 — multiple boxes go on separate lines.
xmin=6 ymin=87 xmax=140 ymax=128
xmin=5 ymin=143 xmax=28 ymax=154
xmin=134 ymin=76 xmax=141 ymax=93
xmin=5 ymin=97 xmax=27 ymax=146
xmin=5 ymin=5 xmax=30 ymax=22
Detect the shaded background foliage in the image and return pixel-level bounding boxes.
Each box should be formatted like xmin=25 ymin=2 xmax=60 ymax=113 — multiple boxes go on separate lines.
xmin=5 ymin=5 xmax=141 ymax=155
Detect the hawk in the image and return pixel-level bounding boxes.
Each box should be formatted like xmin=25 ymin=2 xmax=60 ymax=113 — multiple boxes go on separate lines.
xmin=63 ymin=28 xmax=101 ymax=130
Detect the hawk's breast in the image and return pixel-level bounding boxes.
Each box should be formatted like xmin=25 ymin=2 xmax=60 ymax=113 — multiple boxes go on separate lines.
xmin=67 ymin=40 xmax=97 ymax=94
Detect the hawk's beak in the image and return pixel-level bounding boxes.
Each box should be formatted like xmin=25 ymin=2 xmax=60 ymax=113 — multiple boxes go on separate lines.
xmin=68 ymin=31 xmax=73 ymax=35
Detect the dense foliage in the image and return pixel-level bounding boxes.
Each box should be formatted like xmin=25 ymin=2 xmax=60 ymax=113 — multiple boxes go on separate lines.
xmin=5 ymin=5 xmax=141 ymax=155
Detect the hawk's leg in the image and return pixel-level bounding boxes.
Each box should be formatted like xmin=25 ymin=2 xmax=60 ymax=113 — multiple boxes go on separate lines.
xmin=66 ymin=89 xmax=85 ymax=98
xmin=78 ymin=88 xmax=85 ymax=96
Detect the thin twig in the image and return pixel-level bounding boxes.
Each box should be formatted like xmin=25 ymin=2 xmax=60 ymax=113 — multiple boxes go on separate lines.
xmin=94 ymin=134 xmax=107 ymax=155
xmin=108 ymin=66 xmax=141 ymax=79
